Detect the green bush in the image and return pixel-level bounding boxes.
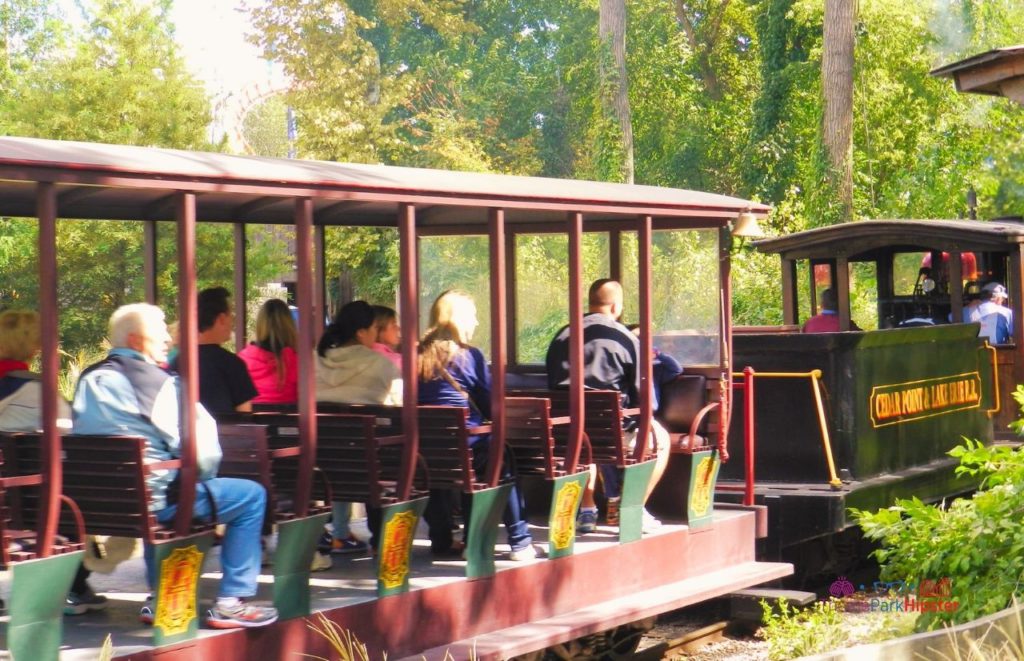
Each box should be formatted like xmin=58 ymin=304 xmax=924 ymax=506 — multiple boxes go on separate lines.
xmin=759 ymin=598 xmax=848 ymax=660
xmin=854 ymin=392 xmax=1024 ymax=631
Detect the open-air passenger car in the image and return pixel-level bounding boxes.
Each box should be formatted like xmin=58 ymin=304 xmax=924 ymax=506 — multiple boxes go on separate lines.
xmin=0 ymin=136 xmax=790 ymax=660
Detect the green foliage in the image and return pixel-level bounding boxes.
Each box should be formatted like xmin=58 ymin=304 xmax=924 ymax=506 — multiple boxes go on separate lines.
xmin=758 ymin=596 xmax=916 ymax=660
xmin=854 ymin=428 xmax=1024 ymax=630
xmin=759 ymin=598 xmax=848 ymax=660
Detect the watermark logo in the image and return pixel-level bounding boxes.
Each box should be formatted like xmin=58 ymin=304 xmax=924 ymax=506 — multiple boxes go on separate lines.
xmin=830 ymin=576 xmax=960 ymax=614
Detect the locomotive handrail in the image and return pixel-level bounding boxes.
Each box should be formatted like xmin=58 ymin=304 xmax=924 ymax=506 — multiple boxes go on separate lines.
xmin=982 ymin=341 xmax=1001 ymax=416
xmin=731 ymin=369 xmax=843 ymax=490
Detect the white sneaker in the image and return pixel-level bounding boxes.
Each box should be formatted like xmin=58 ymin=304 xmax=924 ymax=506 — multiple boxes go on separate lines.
xmin=349 ymin=518 xmax=372 ymax=543
xmin=642 ymin=508 xmax=662 ymax=533
xmin=310 ymin=550 xmax=333 ymax=572
xmin=508 ymin=544 xmax=542 ymax=562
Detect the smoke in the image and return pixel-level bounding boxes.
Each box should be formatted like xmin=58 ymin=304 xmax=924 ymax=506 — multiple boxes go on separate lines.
xmin=928 ymin=0 xmax=970 ymax=60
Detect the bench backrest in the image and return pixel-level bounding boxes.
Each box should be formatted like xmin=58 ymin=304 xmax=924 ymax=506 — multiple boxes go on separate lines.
xmin=417 ymin=406 xmax=479 ymax=491
xmin=0 ymin=433 xmax=183 ymax=544
xmin=505 ymin=396 xmax=563 ymax=479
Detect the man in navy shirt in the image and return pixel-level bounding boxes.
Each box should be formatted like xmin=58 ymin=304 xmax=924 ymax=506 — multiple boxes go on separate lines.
xmin=172 ymin=287 xmax=257 ymax=416
xmin=545 ymin=279 xmax=669 ymax=534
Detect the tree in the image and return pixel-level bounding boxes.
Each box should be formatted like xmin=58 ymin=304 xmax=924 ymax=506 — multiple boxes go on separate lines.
xmin=598 ymin=0 xmax=633 ymax=183
xmin=821 ymin=0 xmax=856 ymax=223
xmin=0 ymin=0 xmax=293 ymax=350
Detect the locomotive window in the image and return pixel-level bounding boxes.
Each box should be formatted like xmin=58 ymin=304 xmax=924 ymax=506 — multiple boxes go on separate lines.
xmin=513 ymin=233 xmax=609 ymax=365
xmin=420 ymin=235 xmax=492 ymax=353
xmin=620 ymin=229 xmax=721 ymax=366
xmin=893 ymin=252 xmax=929 ymax=296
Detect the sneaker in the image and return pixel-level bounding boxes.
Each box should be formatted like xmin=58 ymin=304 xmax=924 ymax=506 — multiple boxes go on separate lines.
xmin=206 ymin=600 xmax=279 ymax=629
xmin=64 ymin=586 xmax=108 ymax=616
xmin=139 ymin=596 xmax=155 ymax=625
xmin=577 ymin=508 xmax=598 ymax=534
xmin=349 ymin=517 xmax=372 ymax=543
xmin=331 ymin=537 xmax=369 ymax=555
xmin=508 ymin=544 xmax=541 ymax=562
xmin=310 ymin=550 xmax=333 ymax=572
xmin=642 ymin=508 xmax=662 ymax=533
xmin=606 ymin=497 xmax=621 ymax=526
xmin=317 ymin=530 xmax=333 ymax=553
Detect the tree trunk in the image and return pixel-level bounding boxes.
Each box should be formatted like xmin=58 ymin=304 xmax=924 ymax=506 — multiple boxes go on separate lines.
xmin=599 ymin=0 xmax=634 ymax=184
xmin=822 ymin=0 xmax=855 ymax=222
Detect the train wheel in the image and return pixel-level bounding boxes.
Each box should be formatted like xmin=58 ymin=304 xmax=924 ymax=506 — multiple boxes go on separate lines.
xmin=514 ymin=617 xmax=655 ymax=660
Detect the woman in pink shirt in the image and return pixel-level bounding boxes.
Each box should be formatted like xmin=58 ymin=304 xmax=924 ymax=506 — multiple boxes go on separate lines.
xmin=238 ymin=299 xmax=298 ymax=404
xmin=371 ymin=305 xmax=402 ymax=370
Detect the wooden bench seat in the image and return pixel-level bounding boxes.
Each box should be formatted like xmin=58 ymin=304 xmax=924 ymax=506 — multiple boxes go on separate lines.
xmin=656 ymin=374 xmax=719 ymax=453
xmin=1 ymin=433 xmax=210 ymax=547
xmin=504 ymin=396 xmax=584 ymax=479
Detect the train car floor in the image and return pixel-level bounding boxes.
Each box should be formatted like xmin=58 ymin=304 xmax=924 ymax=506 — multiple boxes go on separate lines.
xmin=0 ymin=509 xmax=791 ymax=660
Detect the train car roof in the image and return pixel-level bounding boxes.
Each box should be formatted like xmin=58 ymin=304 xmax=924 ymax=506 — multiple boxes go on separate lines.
xmin=754 ymin=218 xmax=1024 ymax=260
xmin=0 ymin=136 xmax=767 ymax=227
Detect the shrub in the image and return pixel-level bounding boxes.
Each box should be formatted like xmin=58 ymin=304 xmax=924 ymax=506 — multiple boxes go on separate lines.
xmin=853 ymin=391 xmax=1024 ymax=631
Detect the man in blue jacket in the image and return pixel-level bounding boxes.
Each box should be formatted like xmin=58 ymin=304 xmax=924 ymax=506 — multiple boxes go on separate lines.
xmin=73 ymin=303 xmax=277 ymax=629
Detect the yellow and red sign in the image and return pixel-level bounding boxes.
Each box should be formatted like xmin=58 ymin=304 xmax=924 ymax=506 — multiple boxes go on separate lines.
xmin=379 ymin=510 xmax=417 ymax=590
xmin=551 ymin=480 xmax=583 ymax=550
xmin=689 ymin=456 xmax=717 ymax=518
xmin=869 ymin=372 xmax=982 ymax=428
xmin=155 ymin=545 xmax=203 ymax=636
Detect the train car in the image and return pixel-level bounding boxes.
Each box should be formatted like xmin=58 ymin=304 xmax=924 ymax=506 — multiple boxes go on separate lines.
xmin=716 ymin=219 xmax=1011 ymax=574
xmin=0 ymin=136 xmax=789 ymax=660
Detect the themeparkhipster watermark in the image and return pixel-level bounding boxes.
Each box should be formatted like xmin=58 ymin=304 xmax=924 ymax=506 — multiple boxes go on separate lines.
xmin=829 ymin=576 xmax=961 ymax=613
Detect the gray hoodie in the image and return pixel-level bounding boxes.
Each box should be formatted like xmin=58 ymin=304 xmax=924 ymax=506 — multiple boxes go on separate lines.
xmin=315 ymin=344 xmax=403 ymax=405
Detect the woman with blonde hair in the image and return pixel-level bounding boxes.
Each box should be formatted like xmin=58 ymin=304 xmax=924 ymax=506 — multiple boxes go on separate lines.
xmin=0 ymin=309 xmax=71 ymax=431
xmin=238 ymin=299 xmax=299 ymax=404
xmin=418 ymin=290 xmax=536 ymax=561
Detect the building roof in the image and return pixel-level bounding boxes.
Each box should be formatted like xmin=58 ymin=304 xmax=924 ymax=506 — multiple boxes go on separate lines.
xmin=0 ymin=136 xmax=767 ymax=228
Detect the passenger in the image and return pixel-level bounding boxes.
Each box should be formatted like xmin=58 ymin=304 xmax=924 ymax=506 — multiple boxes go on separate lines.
xmin=961 ymin=281 xmax=983 ymax=323
xmin=0 ymin=310 xmax=89 ymax=616
xmin=419 ymin=290 xmax=537 ymax=561
xmin=802 ymin=288 xmax=861 ymax=333
xmin=371 ymin=304 xmax=402 ymax=370
xmin=545 ymin=279 xmax=670 ymax=534
xmin=170 ymin=287 xmax=257 ymax=415
xmin=977 ymin=282 xmax=1013 ymax=345
xmin=238 ymin=298 xmax=298 ymax=405
xmin=73 ymin=303 xmax=277 ymax=629
xmin=626 ymin=323 xmax=683 ymax=412
xmin=316 ymin=300 xmax=402 ymax=554
xmin=0 ymin=309 xmax=72 ymax=432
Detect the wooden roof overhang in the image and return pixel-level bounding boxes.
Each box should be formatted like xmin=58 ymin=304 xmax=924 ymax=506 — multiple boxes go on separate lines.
xmin=0 ymin=137 xmax=767 ymax=230
xmin=931 ymin=46 xmax=1024 ymax=104
xmin=754 ymin=219 xmax=1024 ymax=261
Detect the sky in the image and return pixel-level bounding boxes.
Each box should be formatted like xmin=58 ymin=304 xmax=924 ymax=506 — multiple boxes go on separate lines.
xmin=170 ymin=0 xmax=277 ymax=97
xmin=170 ymin=0 xmax=286 ymax=149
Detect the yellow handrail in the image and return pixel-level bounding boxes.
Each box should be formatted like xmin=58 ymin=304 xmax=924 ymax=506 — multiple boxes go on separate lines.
xmin=732 ymin=369 xmax=843 ymax=490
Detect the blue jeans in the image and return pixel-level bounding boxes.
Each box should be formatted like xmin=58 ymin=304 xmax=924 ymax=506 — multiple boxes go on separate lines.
xmin=146 ymin=477 xmax=266 ymax=598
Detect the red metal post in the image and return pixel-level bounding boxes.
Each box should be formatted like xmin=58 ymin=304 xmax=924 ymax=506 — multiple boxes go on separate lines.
xmin=143 ymin=220 xmax=158 ymax=304
xmin=233 ymin=222 xmax=247 ymax=352
xmin=634 ymin=216 xmax=653 ymax=462
xmin=36 ymin=182 xmax=60 ymax=557
xmin=718 ymin=225 xmax=733 ymax=463
xmin=565 ymin=212 xmax=585 ymax=473
xmin=397 ymin=203 xmax=419 ymax=500
xmin=294 ymin=198 xmax=316 ymax=516
xmin=487 ymin=208 xmax=507 ymax=487
xmin=743 ymin=366 xmax=756 ymax=507
xmin=175 ymin=192 xmax=199 ymax=536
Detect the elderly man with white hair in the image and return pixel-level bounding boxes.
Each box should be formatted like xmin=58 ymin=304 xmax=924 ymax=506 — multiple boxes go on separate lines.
xmin=72 ymin=303 xmax=277 ymax=629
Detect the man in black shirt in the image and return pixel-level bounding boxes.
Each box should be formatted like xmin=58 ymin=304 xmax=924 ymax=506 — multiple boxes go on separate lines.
xmin=545 ymin=279 xmax=669 ymax=533
xmin=173 ymin=287 xmax=257 ymax=416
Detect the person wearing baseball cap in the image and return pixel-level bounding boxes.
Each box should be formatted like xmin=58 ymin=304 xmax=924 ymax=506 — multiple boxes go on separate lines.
xmin=977 ymin=282 xmax=1013 ymax=344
